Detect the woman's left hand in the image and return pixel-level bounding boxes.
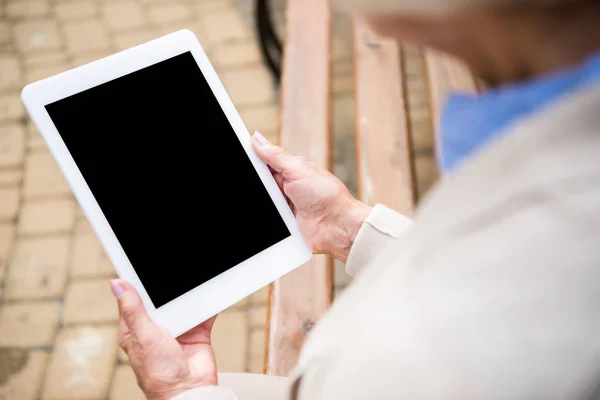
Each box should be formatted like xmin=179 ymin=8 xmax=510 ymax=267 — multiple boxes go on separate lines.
xmin=110 ymin=279 xmax=218 ymax=400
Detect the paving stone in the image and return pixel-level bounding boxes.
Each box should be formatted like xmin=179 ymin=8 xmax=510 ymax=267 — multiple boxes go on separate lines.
xmin=410 ymin=117 xmax=435 ymax=152
xmin=5 ymin=236 xmax=70 ymax=300
xmin=14 ymin=20 xmax=62 ymax=53
xmin=63 ymin=19 xmax=111 ymax=53
xmin=24 ymin=51 xmax=68 ymax=68
xmin=55 ymin=0 xmax=97 ymax=21
xmin=6 ymin=0 xmax=50 ymax=18
xmin=192 ymin=0 xmax=235 ymax=14
xmin=71 ymin=50 xmax=112 ymax=67
xmin=0 ymin=350 xmax=49 ymax=400
xmin=0 ymin=187 xmax=20 ymax=221
xmin=249 ymin=305 xmax=266 ymax=328
xmin=71 ymin=233 xmax=115 ymax=278
xmin=249 ymin=285 xmax=269 ymax=305
xmin=102 ymin=1 xmax=146 ymax=32
xmin=25 ymin=63 xmax=68 ymax=84
xmin=0 ymin=223 xmax=15 ymax=280
xmin=333 ymin=94 xmax=354 ymax=137
xmin=200 ymin=9 xmax=251 ymax=44
xmin=154 ymin=21 xmax=196 ymax=37
xmin=114 ymin=28 xmax=155 ymax=51
xmin=28 ymin=123 xmax=47 ymax=151
xmin=220 ymin=66 xmax=273 ymax=107
xmin=187 ymin=22 xmax=212 ymax=51
xmin=18 ymin=198 xmax=75 ymax=235
xmin=333 ymin=71 xmax=354 ymax=94
xmin=248 ymin=329 xmax=265 ymax=373
xmin=0 ymin=54 xmax=22 ymax=91
xmin=42 ymin=325 xmax=119 ymax=400
xmin=23 ymin=151 xmax=71 ymax=198
xmin=109 ymin=365 xmax=145 ymax=400
xmin=0 ymin=93 xmax=25 ymax=122
xmin=147 ymin=3 xmax=190 ymax=25
xmin=0 ymin=22 xmax=10 ymax=46
xmin=0 ymin=301 xmax=61 ymax=347
xmin=212 ymin=311 xmax=247 ymax=372
xmin=415 ymin=154 xmax=439 ymax=200
xmin=63 ymin=279 xmax=119 ymax=324
xmin=74 ymin=217 xmax=94 ymax=233
xmin=334 ymin=259 xmax=351 ymax=288
xmin=212 ymin=39 xmax=260 ymax=68
xmin=0 ymin=123 xmax=25 ymax=167
xmin=239 ymin=104 xmax=278 ymax=134
xmin=0 ymin=169 xmax=22 ymax=186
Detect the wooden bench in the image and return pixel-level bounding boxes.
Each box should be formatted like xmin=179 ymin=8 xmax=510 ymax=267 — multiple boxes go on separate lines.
xmin=263 ymin=1 xmax=480 ymax=377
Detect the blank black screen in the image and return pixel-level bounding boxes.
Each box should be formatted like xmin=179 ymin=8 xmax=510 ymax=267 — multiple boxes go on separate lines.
xmin=45 ymin=52 xmax=291 ymax=308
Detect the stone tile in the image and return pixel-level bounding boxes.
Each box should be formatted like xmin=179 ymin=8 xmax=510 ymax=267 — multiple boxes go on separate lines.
xmin=42 ymin=326 xmax=119 ymax=400
xmin=410 ymin=118 xmax=435 ymax=152
xmin=249 ymin=305 xmax=266 ymax=328
xmin=24 ymin=51 xmax=68 ymax=69
xmin=102 ymin=1 xmax=146 ymax=32
xmin=228 ymin=296 xmax=249 ymax=311
xmin=23 ymin=151 xmax=71 ymax=198
xmin=0 ymin=169 xmax=22 ymax=186
xmin=0 ymin=55 xmax=22 ymax=91
xmin=248 ymin=329 xmax=265 ymax=373
xmin=0 ymin=187 xmax=20 ymax=221
xmin=334 ymin=259 xmax=351 ymax=288
xmin=212 ymin=311 xmax=247 ymax=372
xmin=333 ymin=94 xmax=354 ymax=136
xmin=114 ymin=28 xmax=155 ymax=51
xmin=71 ymin=233 xmax=115 ymax=278
xmin=28 ymin=123 xmax=47 ymax=151
xmin=0 ymin=223 xmax=15 ymax=280
xmin=239 ymin=104 xmax=278 ymax=134
xmin=415 ymin=154 xmax=439 ymax=200
xmin=333 ymin=72 xmax=354 ymax=94
xmin=63 ymin=279 xmax=119 ymax=324
xmin=192 ymin=0 xmax=235 ymax=14
xmin=25 ymin=63 xmax=68 ymax=84
xmin=153 ymin=21 xmax=196 ymax=37
xmin=200 ymin=9 xmax=251 ymax=44
xmin=55 ymin=0 xmax=97 ymax=21
xmin=0 ymin=301 xmax=61 ymax=347
xmin=18 ymin=198 xmax=75 ymax=235
xmin=249 ymin=285 xmax=269 ymax=305
xmin=0 ymin=93 xmax=26 ymax=122
xmin=0 ymin=350 xmax=49 ymax=400
xmin=147 ymin=3 xmax=190 ymax=25
xmin=0 ymin=123 xmax=25 ymax=167
xmin=212 ymin=40 xmax=260 ymax=68
xmin=71 ymin=50 xmax=112 ymax=67
xmin=220 ymin=66 xmax=273 ymax=107
xmin=63 ymin=19 xmax=111 ymax=53
xmin=5 ymin=236 xmax=70 ymax=300
xmin=14 ymin=20 xmax=62 ymax=53
xmin=74 ymin=217 xmax=94 ymax=233
xmin=6 ymin=0 xmax=50 ymax=18
xmin=109 ymin=365 xmax=145 ymax=400
xmin=0 ymin=22 xmax=10 ymax=46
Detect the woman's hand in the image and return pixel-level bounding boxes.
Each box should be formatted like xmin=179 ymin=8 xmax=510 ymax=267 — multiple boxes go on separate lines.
xmin=252 ymin=132 xmax=372 ymax=263
xmin=110 ymin=279 xmax=218 ymax=400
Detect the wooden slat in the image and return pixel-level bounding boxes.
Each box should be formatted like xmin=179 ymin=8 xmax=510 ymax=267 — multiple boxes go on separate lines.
xmin=424 ymin=50 xmax=479 ymax=138
xmin=265 ymin=0 xmax=332 ymax=377
xmin=353 ymin=20 xmax=416 ymax=214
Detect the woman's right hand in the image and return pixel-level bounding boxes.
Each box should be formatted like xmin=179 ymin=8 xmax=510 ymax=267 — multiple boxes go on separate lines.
xmin=252 ymin=132 xmax=372 ymax=263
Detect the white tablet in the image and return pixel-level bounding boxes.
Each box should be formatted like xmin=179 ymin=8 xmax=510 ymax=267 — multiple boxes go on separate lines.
xmin=21 ymin=29 xmax=311 ymax=337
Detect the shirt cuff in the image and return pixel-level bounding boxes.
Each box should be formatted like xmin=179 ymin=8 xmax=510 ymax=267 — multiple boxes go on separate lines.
xmin=345 ymin=204 xmax=413 ymax=276
xmin=170 ymin=386 xmax=238 ymax=400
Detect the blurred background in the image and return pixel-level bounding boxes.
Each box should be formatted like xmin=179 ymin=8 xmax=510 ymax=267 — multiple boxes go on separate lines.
xmin=0 ymin=0 xmax=438 ymax=398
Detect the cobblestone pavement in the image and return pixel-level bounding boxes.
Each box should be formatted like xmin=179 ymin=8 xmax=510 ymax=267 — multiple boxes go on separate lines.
xmin=0 ymin=0 xmax=438 ymax=398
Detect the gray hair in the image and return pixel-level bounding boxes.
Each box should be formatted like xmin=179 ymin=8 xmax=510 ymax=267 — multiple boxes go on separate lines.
xmin=334 ymin=0 xmax=576 ymax=14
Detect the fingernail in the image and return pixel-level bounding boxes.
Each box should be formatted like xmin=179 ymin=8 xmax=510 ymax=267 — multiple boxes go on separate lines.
xmin=110 ymin=280 xmax=125 ymax=298
xmin=253 ymin=131 xmax=269 ymax=146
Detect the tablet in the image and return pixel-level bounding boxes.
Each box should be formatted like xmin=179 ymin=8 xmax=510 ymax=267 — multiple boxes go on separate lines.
xmin=21 ymin=29 xmax=311 ymax=337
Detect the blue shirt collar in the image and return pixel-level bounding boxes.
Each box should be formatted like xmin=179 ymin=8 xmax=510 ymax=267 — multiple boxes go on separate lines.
xmin=439 ymin=52 xmax=600 ymax=173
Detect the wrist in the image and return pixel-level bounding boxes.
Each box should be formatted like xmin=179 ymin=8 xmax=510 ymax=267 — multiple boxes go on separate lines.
xmin=328 ymin=198 xmax=372 ymax=263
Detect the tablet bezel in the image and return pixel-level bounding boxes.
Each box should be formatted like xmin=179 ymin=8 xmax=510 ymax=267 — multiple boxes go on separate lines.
xmin=21 ymin=29 xmax=312 ymax=337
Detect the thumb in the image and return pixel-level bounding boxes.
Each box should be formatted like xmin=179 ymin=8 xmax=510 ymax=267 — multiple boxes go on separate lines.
xmin=110 ymin=279 xmax=154 ymax=337
xmin=251 ymin=132 xmax=313 ymax=178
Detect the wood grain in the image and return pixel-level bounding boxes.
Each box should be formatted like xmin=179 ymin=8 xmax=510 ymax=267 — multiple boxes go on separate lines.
xmin=353 ymin=20 xmax=416 ymax=214
xmin=265 ymin=0 xmax=333 ymax=376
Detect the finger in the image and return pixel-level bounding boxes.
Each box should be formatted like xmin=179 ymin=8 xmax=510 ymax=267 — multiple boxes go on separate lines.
xmin=177 ymin=315 xmax=218 ymax=345
xmin=110 ymin=280 xmax=155 ymax=343
xmin=251 ymin=132 xmax=314 ymax=179
xmin=272 ymin=171 xmax=285 ymax=192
